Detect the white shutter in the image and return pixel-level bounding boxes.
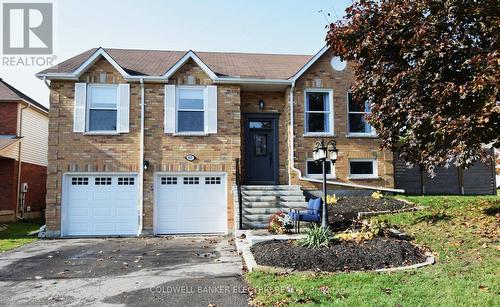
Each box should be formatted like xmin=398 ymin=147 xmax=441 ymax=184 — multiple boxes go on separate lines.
xmin=73 ymin=83 xmax=87 ymax=132
xmin=164 ymin=84 xmax=176 ymax=133
xmin=206 ymin=85 xmax=218 ymax=134
xmin=117 ymin=83 xmax=130 ymax=133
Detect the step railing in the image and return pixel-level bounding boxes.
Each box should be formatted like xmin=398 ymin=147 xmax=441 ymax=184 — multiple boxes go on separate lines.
xmin=235 ymin=158 xmax=243 ymax=230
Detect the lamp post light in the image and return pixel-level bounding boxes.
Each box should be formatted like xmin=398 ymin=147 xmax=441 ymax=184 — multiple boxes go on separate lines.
xmin=313 ymin=139 xmax=339 ymax=229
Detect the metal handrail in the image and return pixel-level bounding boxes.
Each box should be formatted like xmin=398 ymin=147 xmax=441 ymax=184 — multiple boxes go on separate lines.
xmin=235 ymin=158 xmax=243 ymax=229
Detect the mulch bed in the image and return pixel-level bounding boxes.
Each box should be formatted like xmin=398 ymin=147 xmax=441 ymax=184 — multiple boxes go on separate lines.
xmin=328 ymin=197 xmax=412 ymax=229
xmin=251 ymin=237 xmax=427 ymax=272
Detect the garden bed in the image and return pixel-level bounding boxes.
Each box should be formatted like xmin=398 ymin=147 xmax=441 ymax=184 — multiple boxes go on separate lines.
xmin=250 ymin=237 xmax=428 ymax=272
xmin=329 ymin=196 xmax=413 ymax=228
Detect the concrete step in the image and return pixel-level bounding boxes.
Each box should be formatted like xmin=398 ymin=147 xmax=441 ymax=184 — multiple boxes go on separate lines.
xmin=242 ymin=214 xmax=274 ymax=222
xmin=242 ymin=207 xmax=285 ymax=215
xmin=242 ymin=201 xmax=307 ymax=209
xmin=241 ymin=185 xmax=301 ymax=191
xmin=242 ymin=190 xmax=304 ymax=196
xmin=242 ymin=221 xmax=269 ymax=229
xmin=242 ymin=195 xmax=306 ymax=202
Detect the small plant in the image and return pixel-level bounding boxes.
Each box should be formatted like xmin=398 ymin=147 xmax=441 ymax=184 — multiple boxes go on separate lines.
xmin=371 ymin=190 xmax=384 ymax=200
xmin=334 ymin=229 xmax=374 ymax=244
xmin=268 ymin=212 xmax=293 ymax=234
xmin=368 ymin=219 xmax=391 ymax=236
xmin=300 ymin=225 xmax=333 ymax=248
xmin=326 ymin=194 xmax=339 ymax=206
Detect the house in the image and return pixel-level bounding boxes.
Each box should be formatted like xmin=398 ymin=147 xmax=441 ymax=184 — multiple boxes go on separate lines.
xmin=0 ymin=78 xmax=49 ymax=222
xmin=36 ymin=46 xmax=404 ymax=237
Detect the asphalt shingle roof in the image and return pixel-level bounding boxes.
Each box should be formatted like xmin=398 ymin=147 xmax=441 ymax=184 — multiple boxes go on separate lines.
xmin=0 ymin=78 xmax=48 ymax=112
xmin=39 ymin=48 xmax=314 ymax=80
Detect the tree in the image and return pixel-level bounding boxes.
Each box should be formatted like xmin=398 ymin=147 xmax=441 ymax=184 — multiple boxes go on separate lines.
xmin=326 ymin=0 xmax=499 ymax=173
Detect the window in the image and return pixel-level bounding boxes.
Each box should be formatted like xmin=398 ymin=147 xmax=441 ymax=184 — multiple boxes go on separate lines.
xmin=347 ymin=92 xmax=375 ymax=135
xmin=87 ymin=85 xmax=118 ymax=132
xmin=205 ymin=177 xmax=221 ymax=185
xmin=305 ymin=160 xmax=335 ymax=179
xmin=349 ymin=159 xmax=378 ymax=179
xmin=183 ymin=177 xmax=200 ymax=184
xmin=177 ymin=87 xmax=205 ymax=132
xmin=118 ymin=177 xmax=134 ymax=185
xmin=305 ymin=89 xmax=333 ymax=134
xmin=71 ymin=177 xmax=89 ymax=185
xmin=161 ymin=177 xmax=177 ymax=185
xmin=95 ymin=177 xmax=112 ymax=185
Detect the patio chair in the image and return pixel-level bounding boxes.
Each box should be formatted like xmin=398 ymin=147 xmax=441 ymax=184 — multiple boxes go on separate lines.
xmin=289 ymin=197 xmax=322 ymax=233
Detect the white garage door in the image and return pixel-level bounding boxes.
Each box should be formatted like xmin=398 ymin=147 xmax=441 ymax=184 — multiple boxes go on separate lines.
xmin=63 ymin=174 xmax=139 ymax=236
xmin=155 ymin=173 xmax=227 ymax=234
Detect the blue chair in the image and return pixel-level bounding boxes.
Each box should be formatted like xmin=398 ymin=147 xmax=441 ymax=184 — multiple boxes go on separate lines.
xmin=289 ymin=198 xmax=322 ymax=233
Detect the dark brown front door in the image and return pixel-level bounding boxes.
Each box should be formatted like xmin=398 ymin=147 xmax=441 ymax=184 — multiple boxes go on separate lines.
xmin=244 ymin=115 xmax=279 ymax=184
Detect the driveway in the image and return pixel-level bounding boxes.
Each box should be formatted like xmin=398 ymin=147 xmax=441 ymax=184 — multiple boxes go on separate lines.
xmin=0 ymin=236 xmax=249 ymax=307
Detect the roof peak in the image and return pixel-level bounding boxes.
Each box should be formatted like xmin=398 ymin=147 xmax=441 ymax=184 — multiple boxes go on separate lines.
xmin=101 ymin=47 xmax=313 ymax=57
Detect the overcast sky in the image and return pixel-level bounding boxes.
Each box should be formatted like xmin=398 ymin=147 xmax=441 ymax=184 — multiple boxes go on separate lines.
xmin=1 ymin=0 xmax=350 ymax=107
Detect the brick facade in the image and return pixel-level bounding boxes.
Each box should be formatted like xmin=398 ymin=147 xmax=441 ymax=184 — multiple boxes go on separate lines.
xmin=45 ymin=51 xmax=394 ymax=236
xmin=0 ymin=101 xmax=18 ymax=135
xmin=0 ymin=158 xmax=17 ymax=211
xmin=290 ymin=48 xmax=394 ymax=190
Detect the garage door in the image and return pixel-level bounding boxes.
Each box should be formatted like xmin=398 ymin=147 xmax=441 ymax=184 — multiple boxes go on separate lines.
xmin=63 ymin=174 xmax=139 ymax=236
xmin=155 ymin=173 xmax=227 ymax=234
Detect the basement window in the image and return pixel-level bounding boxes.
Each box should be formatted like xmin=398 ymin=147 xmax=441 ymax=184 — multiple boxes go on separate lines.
xmin=305 ymin=159 xmax=335 ymax=179
xmin=349 ymin=159 xmax=378 ymax=179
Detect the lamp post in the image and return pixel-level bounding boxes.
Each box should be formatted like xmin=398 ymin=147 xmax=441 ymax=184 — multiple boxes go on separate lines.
xmin=313 ymin=139 xmax=339 ymax=229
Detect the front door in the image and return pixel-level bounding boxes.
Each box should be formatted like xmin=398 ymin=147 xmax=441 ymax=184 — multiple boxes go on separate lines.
xmin=244 ymin=115 xmax=279 ymax=184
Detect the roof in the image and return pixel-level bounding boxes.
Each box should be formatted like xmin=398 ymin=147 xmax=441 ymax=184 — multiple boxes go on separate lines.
xmin=0 ymin=78 xmax=48 ymax=112
xmin=0 ymin=137 xmax=20 ymax=151
xmin=38 ymin=48 xmax=314 ymax=80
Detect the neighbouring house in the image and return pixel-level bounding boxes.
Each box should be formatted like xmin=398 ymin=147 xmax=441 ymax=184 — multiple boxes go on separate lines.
xmin=35 ymin=46 xmax=493 ymax=237
xmin=0 ymin=78 xmax=49 ymax=222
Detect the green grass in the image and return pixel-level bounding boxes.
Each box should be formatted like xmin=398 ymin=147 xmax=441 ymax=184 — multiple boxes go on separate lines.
xmin=0 ymin=220 xmax=41 ymax=252
xmin=246 ymin=195 xmax=500 ymax=306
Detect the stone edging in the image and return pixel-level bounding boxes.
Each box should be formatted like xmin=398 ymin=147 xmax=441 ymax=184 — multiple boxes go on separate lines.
xmin=356 ymin=198 xmax=423 ymax=220
xmin=236 ymin=231 xmax=435 ymax=274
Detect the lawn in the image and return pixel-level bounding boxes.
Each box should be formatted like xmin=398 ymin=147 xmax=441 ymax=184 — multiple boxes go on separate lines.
xmin=0 ymin=220 xmax=41 ymax=252
xmin=246 ymin=195 xmax=499 ymax=306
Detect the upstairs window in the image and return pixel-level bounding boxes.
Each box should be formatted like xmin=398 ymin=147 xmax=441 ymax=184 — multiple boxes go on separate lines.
xmin=347 ymin=92 xmax=375 ymax=135
xmin=305 ymin=89 xmax=333 ymax=134
xmin=306 ymin=159 xmax=335 ymax=179
xmin=177 ymin=87 xmax=205 ymax=132
xmin=87 ymin=85 xmax=118 ymax=132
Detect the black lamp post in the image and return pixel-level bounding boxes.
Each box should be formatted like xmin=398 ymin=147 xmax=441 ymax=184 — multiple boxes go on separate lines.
xmin=313 ymin=139 xmax=339 ymax=229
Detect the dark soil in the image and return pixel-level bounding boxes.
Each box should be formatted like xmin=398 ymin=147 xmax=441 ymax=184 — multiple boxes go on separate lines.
xmin=329 ymin=197 xmax=412 ymax=229
xmin=251 ymin=237 xmax=427 ymax=272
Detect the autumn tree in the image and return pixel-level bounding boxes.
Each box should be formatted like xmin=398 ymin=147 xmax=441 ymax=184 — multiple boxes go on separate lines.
xmin=326 ymin=0 xmax=499 ymax=173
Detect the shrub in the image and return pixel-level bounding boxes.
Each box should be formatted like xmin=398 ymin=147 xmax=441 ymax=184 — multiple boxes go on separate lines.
xmin=268 ymin=212 xmax=293 ymax=234
xmin=326 ymin=194 xmax=339 ymax=206
xmin=371 ymin=191 xmax=384 ymax=200
xmin=300 ymin=225 xmax=333 ymax=248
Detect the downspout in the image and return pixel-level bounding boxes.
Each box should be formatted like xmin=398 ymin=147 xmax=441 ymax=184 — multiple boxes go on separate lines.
xmin=16 ymin=103 xmax=30 ymax=220
xmin=288 ymin=81 xmax=404 ymax=193
xmin=139 ymin=78 xmax=145 ymax=235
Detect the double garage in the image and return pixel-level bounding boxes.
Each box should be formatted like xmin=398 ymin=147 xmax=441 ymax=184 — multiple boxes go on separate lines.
xmin=62 ymin=173 xmax=227 ymax=236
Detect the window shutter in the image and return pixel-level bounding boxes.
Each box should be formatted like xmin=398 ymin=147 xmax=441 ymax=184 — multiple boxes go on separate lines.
xmin=206 ymin=85 xmax=217 ymax=134
xmin=73 ymin=83 xmax=87 ymax=132
xmin=164 ymin=84 xmax=176 ymax=133
xmin=117 ymin=84 xmax=130 ymax=133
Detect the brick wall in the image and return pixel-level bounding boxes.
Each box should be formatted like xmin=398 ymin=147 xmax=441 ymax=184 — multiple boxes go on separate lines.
xmin=0 ymin=101 xmax=18 ymax=135
xmin=20 ymin=161 xmax=47 ymax=212
xmin=291 ymin=48 xmax=394 ymax=190
xmin=46 ymin=58 xmax=241 ymax=233
xmin=0 ymin=158 xmax=16 ymax=211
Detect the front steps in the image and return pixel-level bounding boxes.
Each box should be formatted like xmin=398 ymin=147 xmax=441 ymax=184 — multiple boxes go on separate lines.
xmin=238 ymin=185 xmax=307 ymax=229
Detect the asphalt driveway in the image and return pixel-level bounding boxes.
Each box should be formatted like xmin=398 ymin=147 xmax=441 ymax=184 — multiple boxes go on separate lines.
xmin=0 ymin=236 xmax=249 ymax=306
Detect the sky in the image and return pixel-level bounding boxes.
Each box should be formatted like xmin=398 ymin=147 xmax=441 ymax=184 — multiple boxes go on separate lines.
xmin=1 ymin=0 xmax=351 ymax=107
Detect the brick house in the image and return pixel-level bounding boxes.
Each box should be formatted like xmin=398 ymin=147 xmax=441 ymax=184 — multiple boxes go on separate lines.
xmin=37 ymin=46 xmax=402 ymax=237
xmin=0 ymin=78 xmax=49 ymax=222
